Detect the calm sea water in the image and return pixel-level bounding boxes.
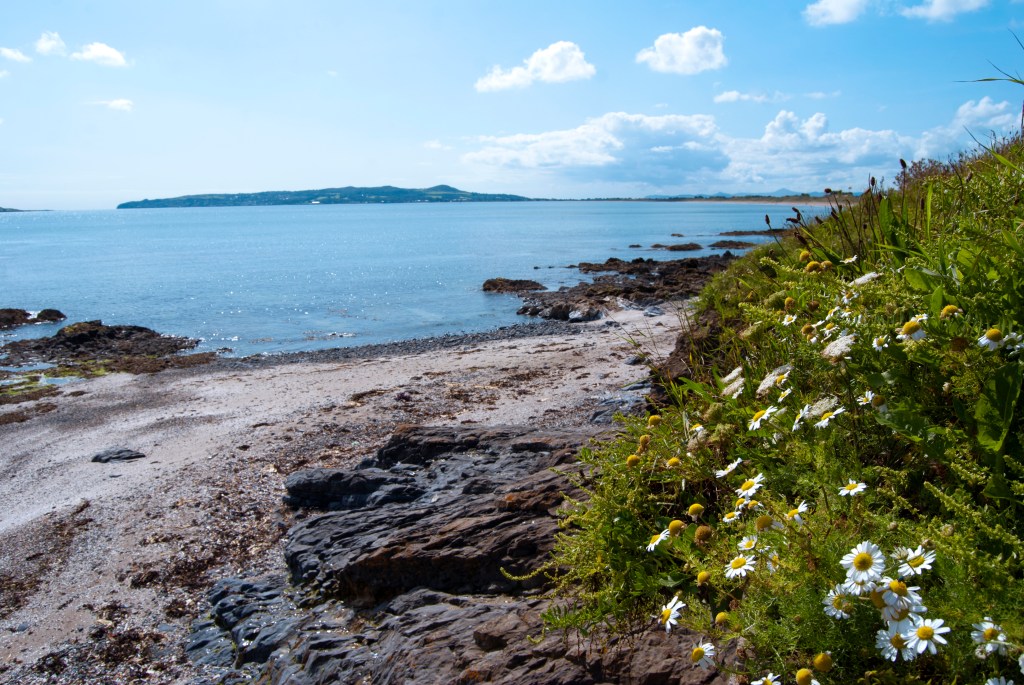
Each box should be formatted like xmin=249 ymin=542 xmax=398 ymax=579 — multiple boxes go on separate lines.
xmin=0 ymin=202 xmax=815 ymax=357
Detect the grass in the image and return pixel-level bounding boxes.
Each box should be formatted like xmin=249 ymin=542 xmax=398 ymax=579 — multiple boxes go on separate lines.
xmin=540 ymin=133 xmax=1024 ymax=683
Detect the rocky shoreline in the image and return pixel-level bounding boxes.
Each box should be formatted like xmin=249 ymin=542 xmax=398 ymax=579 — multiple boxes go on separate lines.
xmin=0 ymin=253 xmax=735 ymax=684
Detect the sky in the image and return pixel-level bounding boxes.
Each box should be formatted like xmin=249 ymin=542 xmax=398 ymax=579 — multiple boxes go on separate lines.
xmin=1 ymin=1 xmax=1023 ymax=210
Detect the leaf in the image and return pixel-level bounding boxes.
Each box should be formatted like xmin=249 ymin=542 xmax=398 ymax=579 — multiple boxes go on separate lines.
xmin=903 ymin=267 xmax=941 ymax=293
xmin=974 ymin=362 xmax=1023 ymax=454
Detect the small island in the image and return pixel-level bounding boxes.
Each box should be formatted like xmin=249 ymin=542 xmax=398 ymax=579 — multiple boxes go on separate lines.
xmin=117 ymin=184 xmax=532 ymax=209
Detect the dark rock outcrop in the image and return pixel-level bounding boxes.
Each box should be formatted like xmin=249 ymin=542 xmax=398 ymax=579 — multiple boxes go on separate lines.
xmin=482 ymin=278 xmax=547 ymax=294
xmin=709 ymin=240 xmax=755 ymax=249
xmin=90 ymin=447 xmax=147 ymax=463
xmin=187 ymin=424 xmax=728 ymax=684
xmin=0 ymin=308 xmax=66 ymax=330
xmin=0 ymin=320 xmax=198 ymax=366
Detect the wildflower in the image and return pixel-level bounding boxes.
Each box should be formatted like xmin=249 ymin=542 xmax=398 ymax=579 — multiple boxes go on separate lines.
xmin=884 ymin=603 xmax=927 ymax=632
xmin=1020 ymin=653 xmax=1024 ymax=675
xmin=737 ymin=535 xmax=758 ymax=552
xmin=798 ymin=249 xmax=812 ymax=262
xmin=752 ymin=674 xmax=781 ymax=685
xmin=778 ymin=387 xmax=792 ymax=402
xmin=646 ymin=530 xmax=669 ymax=552
xmin=984 ymin=678 xmax=1013 ymax=685
xmin=826 ymin=306 xmax=841 ymax=320
xmin=784 ymin=296 xmax=797 ymax=311
xmin=972 ymin=617 xmax=1008 ymax=656
xmin=722 ymin=511 xmax=741 ymax=525
xmin=666 ymin=457 xmax=681 ymax=468
xmin=876 ymin=625 xmax=917 ymax=662
xmin=782 ymin=313 xmax=797 ymax=326
xmin=626 ymin=454 xmax=640 ymax=468
xmin=824 ymin=584 xmax=854 ymax=619
xmin=841 ymin=255 xmax=858 ymax=264
xmin=688 ymin=503 xmax=705 ymax=518
xmin=786 ymin=501 xmax=808 ymax=526
xmin=814 ymin=406 xmax=845 ymax=428
xmin=696 ymin=571 xmax=710 ymax=586
xmin=690 ymin=422 xmax=705 ymax=437
xmin=812 ymin=652 xmax=832 ymax=672
xmin=805 ymin=260 xmax=822 ymax=273
xmin=755 ymin=514 xmax=778 ymax=532
xmin=896 ymin=319 xmax=925 ymax=342
xmin=857 ymin=390 xmax=875 ymax=406
xmin=872 ymin=335 xmax=889 ymax=351
xmin=690 ymin=642 xmax=716 ymax=670
xmin=647 ymin=415 xmax=662 ymax=427
xmin=792 ymin=404 xmax=810 ymax=431
xmin=801 ymin=323 xmax=816 ymax=336
xmin=736 ymin=473 xmax=765 ymax=498
xmin=870 ymin=394 xmax=889 ymax=413
xmin=668 ymin=519 xmax=685 ymax=537
xmin=725 ymin=554 xmax=756 ymax=579
xmin=657 ymin=595 xmax=685 ymax=633
xmin=979 ymin=328 xmax=1005 ymax=351
xmin=694 ymin=525 xmax=713 ymax=543
xmin=795 ymin=668 xmax=820 ymax=685
xmin=748 ymin=406 xmax=778 ymax=431
xmin=905 ymin=617 xmax=950 ymax=655
xmin=939 ymin=304 xmax=962 ymax=319
xmin=839 ymin=480 xmax=866 ymax=496
xmin=844 ymin=576 xmax=877 ymax=596
xmin=841 ymin=540 xmax=886 ymax=584
xmin=764 ymin=548 xmax=781 ymax=573
xmin=716 ymin=458 xmax=742 ymax=478
xmin=882 ymin=579 xmax=923 ymax=611
xmin=896 ymin=546 xmax=935 ymax=577
xmin=714 ymin=611 xmax=729 ymax=626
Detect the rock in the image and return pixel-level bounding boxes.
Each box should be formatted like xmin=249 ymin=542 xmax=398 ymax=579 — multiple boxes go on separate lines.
xmin=0 ymin=320 xmax=200 ymax=368
xmin=709 ymin=239 xmax=755 ymax=249
xmin=663 ymin=243 xmax=702 ymax=251
xmin=34 ymin=309 xmax=67 ymax=323
xmin=482 ymin=278 xmax=547 ymax=294
xmin=0 ymin=309 xmax=32 ymax=329
xmin=90 ymin=447 xmax=147 ymax=463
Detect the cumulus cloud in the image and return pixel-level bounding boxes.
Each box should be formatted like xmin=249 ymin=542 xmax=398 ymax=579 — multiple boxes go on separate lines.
xmin=475 ymin=41 xmax=595 ymax=92
xmin=35 ymin=31 xmax=66 ymax=56
xmin=464 ymin=98 xmax=1014 ymax=195
xmin=901 ymin=0 xmax=989 ymax=20
xmin=96 ymin=99 xmax=134 ymax=112
xmin=803 ymin=0 xmax=871 ymax=26
xmin=0 ymin=47 xmax=31 ymax=63
xmin=636 ymin=27 xmax=727 ymax=75
xmin=71 ymin=42 xmax=127 ymax=67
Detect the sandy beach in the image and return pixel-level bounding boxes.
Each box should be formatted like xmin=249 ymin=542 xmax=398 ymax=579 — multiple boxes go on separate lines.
xmin=0 ymin=304 xmax=687 ymax=682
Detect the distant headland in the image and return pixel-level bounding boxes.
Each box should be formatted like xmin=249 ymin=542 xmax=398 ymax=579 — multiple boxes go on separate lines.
xmin=0 ymin=206 xmax=26 ymax=212
xmin=116 ymin=185 xmax=532 ymax=209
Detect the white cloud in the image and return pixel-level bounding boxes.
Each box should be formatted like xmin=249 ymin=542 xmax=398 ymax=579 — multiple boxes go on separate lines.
xmin=464 ymin=99 xmax=1013 ymax=195
xmin=475 ymin=41 xmax=595 ymax=92
xmin=803 ymin=0 xmax=871 ymax=26
xmin=35 ymin=31 xmax=66 ymax=56
xmin=71 ymin=42 xmax=127 ymax=67
xmin=806 ymin=90 xmax=842 ymax=99
xmin=0 ymin=47 xmax=31 ymax=63
xmin=715 ymin=90 xmax=792 ymax=104
xmin=901 ymin=0 xmax=989 ymax=20
xmin=423 ymin=140 xmax=451 ymax=151
xmin=636 ymin=27 xmax=727 ymax=75
xmin=96 ymin=99 xmax=134 ymax=112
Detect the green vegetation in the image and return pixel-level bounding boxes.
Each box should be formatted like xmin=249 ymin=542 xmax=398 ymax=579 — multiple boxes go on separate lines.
xmin=541 ymin=136 xmax=1024 ymax=683
xmin=116 ymin=184 xmax=531 ymax=208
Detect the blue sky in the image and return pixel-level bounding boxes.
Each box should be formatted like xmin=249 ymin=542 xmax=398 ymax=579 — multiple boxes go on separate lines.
xmin=1 ymin=1 xmax=1023 ymax=209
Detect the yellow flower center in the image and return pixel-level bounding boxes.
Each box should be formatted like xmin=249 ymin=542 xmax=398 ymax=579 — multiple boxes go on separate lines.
xmin=660 ymin=608 xmax=672 ymax=623
xmin=751 ymin=410 xmax=766 ymax=423
xmin=776 ymin=374 xmax=787 ymax=385
xmin=986 ymin=328 xmax=1003 ymax=342
xmin=696 ymin=571 xmax=710 ymax=586
xmin=843 ymin=482 xmax=859 ymax=492
xmin=795 ymin=668 xmax=814 ymax=685
xmin=940 ymin=304 xmax=961 ymax=318
xmin=724 ymin=512 xmax=737 ymax=522
xmin=871 ymin=395 xmax=886 ymax=408
xmin=688 ymin=503 xmax=705 ymax=517
xmin=820 ymin=411 xmax=834 ymax=422
xmin=666 ymin=457 xmax=681 ymax=468
xmin=740 ymin=479 xmax=756 ymax=492
xmin=870 ymin=589 xmax=886 ymax=609
xmin=916 ymin=625 xmax=934 ymax=640
xmin=983 ymin=627 xmax=1000 ymax=641
xmin=812 ymin=652 xmax=832 ymax=672
xmin=908 ymin=555 xmax=925 ymax=568
xmin=626 ymin=455 xmax=640 ymax=467
xmin=801 ymin=324 xmax=815 ymax=336
xmin=831 ymin=595 xmax=847 ymax=609
xmin=740 ymin=539 xmax=755 ymax=549
xmin=715 ymin=611 xmax=729 ymax=625
xmin=691 ymin=647 xmax=704 ymax=663
xmin=730 ymin=556 xmax=748 ymax=569
xmin=755 ymin=515 xmax=773 ymax=531
xmin=852 ymin=552 xmax=875 ymax=571
xmin=890 ymin=633 xmax=907 ymax=649
xmin=901 ymin=320 xmax=922 ymax=335
xmin=650 ymin=534 xmax=662 ymax=546
xmin=892 ymin=607 xmax=910 ymax=622
xmin=825 ymin=322 xmax=835 ymax=331
xmin=668 ymin=519 xmax=684 ymax=536
xmin=787 ymin=508 xmax=800 ymax=519
xmin=874 ymin=336 xmax=886 ymax=346
xmin=888 ymin=580 xmax=908 ymax=596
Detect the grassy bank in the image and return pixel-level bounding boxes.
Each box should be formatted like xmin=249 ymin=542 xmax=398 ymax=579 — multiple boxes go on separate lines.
xmin=542 ymin=136 xmax=1024 ymax=683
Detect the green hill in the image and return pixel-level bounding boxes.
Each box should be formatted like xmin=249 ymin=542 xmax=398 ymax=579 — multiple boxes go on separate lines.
xmin=116 ymin=184 xmax=532 ymax=209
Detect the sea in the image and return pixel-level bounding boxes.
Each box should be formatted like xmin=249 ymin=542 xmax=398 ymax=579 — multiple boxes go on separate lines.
xmin=0 ymin=201 xmax=819 ymax=358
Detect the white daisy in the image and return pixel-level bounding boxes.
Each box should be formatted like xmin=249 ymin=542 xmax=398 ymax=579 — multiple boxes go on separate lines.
xmin=748 ymin=405 xmax=778 ymax=431
xmin=657 ymin=595 xmax=685 ymax=633
xmin=792 ymin=404 xmax=811 ymax=431
xmin=984 ymin=677 xmax=1014 ymax=685
xmin=876 ymin=625 xmax=917 ymax=662
xmin=725 ymin=554 xmax=756 ymax=579
xmin=646 ymin=529 xmax=669 ymax=552
xmin=1019 ymin=652 xmax=1023 ymax=675
xmin=823 ymin=584 xmax=854 ymax=619
xmin=979 ymin=328 xmax=1006 ymax=351
xmin=896 ymin=319 xmax=926 ymax=342
xmin=785 ymin=500 xmax=808 ymax=526
xmin=896 ymin=546 xmax=935 ymax=577
xmin=737 ymin=535 xmax=758 ymax=552
xmin=690 ymin=422 xmax=705 ymax=437
xmin=715 ymin=458 xmax=742 ymax=479
xmin=882 ymin=578 xmax=923 ymax=611
xmin=778 ymin=387 xmax=792 ymax=402
xmin=782 ymin=313 xmax=797 ymax=326
xmin=905 ymin=617 xmax=950 ymax=655
xmin=826 ymin=306 xmax=842 ymax=320
xmin=841 ymin=255 xmax=858 ymax=264
xmin=722 ymin=510 xmax=741 ymax=525
xmin=752 ymin=674 xmax=781 ymax=685
xmin=841 ymin=540 xmax=886 ymax=584
xmin=844 ymin=576 xmax=878 ymax=596
xmin=972 ymin=617 xmax=1008 ymax=656
xmin=839 ymin=480 xmax=866 ymax=496
xmin=814 ymin=406 xmax=845 ymax=428
xmin=690 ymin=642 xmax=716 ymax=670
xmin=736 ymin=473 xmax=765 ymax=498
xmin=872 ymin=335 xmax=889 ymax=351
xmin=884 ymin=603 xmax=927 ymax=633
xmin=857 ymin=390 xmax=875 ymax=406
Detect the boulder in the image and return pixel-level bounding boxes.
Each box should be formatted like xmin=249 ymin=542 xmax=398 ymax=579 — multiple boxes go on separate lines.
xmin=482 ymin=278 xmax=547 ymax=294
xmin=91 ymin=447 xmax=147 ymax=463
